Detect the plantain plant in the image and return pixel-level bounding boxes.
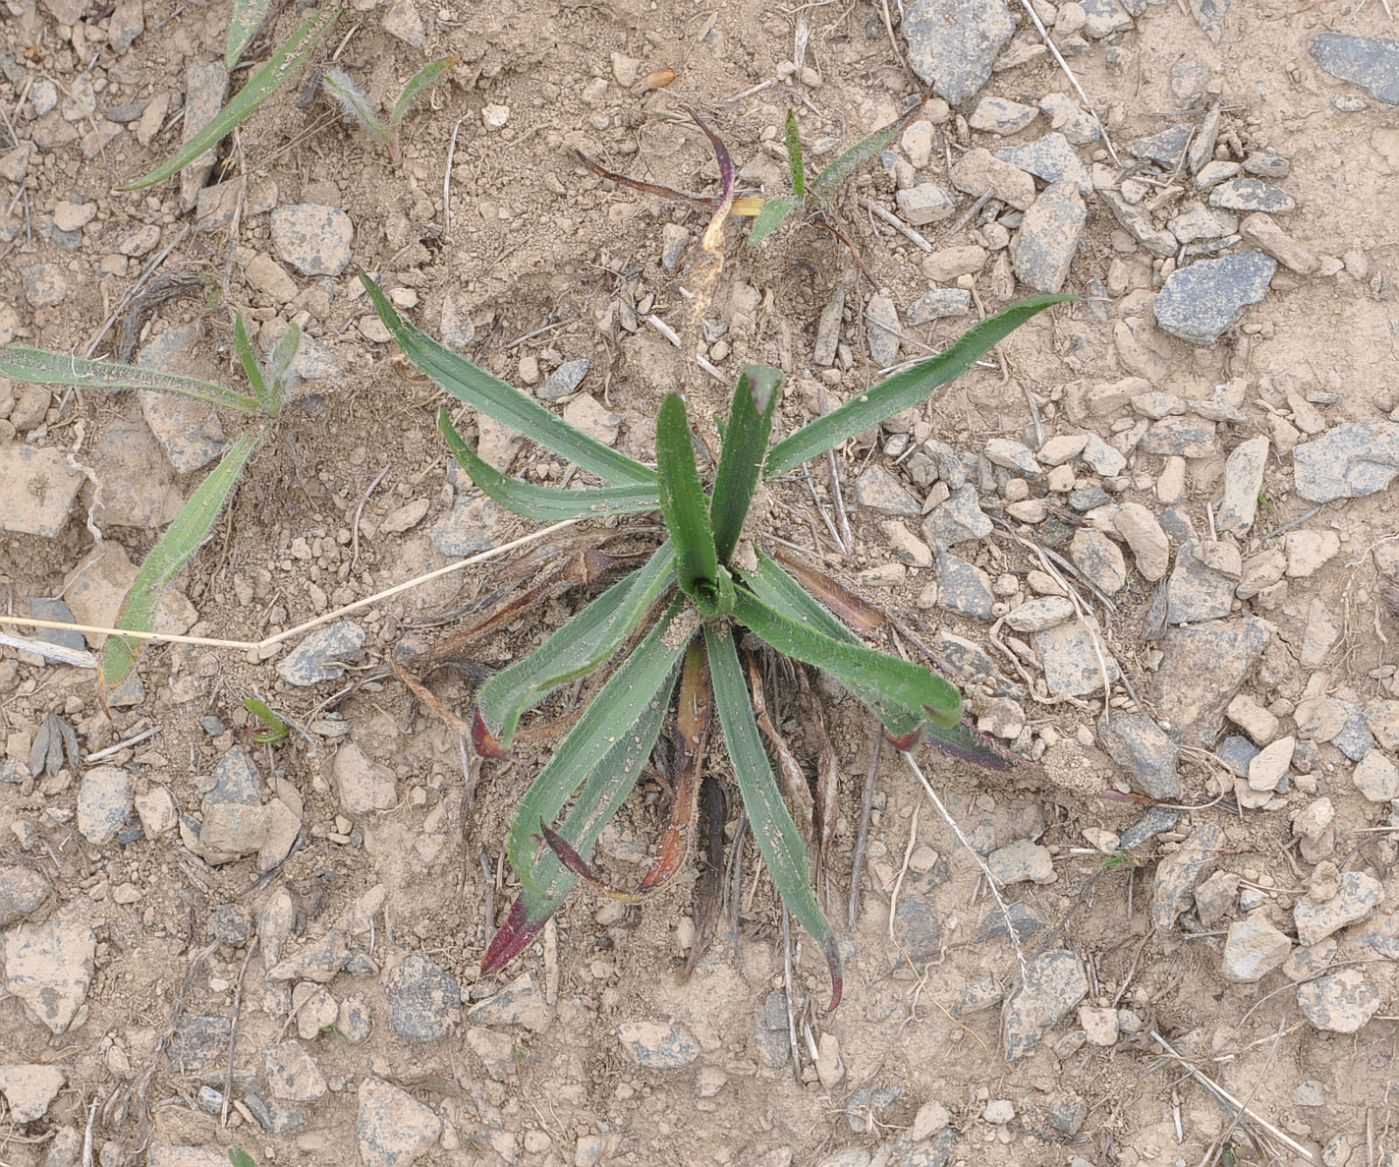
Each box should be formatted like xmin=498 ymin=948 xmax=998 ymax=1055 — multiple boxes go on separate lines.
xmin=0 ymin=316 xmax=301 ymax=695
xmin=363 ymin=275 xmax=1069 ymax=1006
xmin=320 ymin=59 xmax=456 ymax=164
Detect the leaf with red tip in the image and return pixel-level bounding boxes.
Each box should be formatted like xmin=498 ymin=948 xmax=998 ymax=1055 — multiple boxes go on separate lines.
xmin=923 ymin=719 xmax=1029 ymax=774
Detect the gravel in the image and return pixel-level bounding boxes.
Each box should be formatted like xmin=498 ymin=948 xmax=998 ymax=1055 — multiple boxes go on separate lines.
xmin=386 ymin=953 xmax=463 ymax=1041
xmin=936 ymin=551 xmax=996 ymax=620
xmin=995 ymin=132 xmax=1094 ymax=195
xmin=1154 ymin=617 xmax=1273 ymax=746
xmin=902 ymin=0 xmax=1014 ymax=105
xmin=1298 ymin=969 xmax=1382 ymax=1034
xmin=1153 ymin=251 xmax=1277 ymax=344
xmin=77 ymin=766 xmax=134 ymax=844
xmin=1099 ymin=712 xmax=1181 ymax=799
xmin=1292 ymin=421 xmax=1399 ymax=502
xmin=277 ymin=620 xmax=367 ymax=685
xmin=1010 ymin=182 xmax=1085 ymax=293
xmin=1002 ymin=949 xmax=1088 ymax=1060
xmin=270 ymin=204 xmax=354 ymax=277
xmin=616 ymin=1021 xmax=701 ymax=1068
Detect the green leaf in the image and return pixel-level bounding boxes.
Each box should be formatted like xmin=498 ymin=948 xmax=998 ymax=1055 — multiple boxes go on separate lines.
xmin=704 ymin=623 xmax=842 ymax=1009
xmin=225 ymin=0 xmax=272 ymax=67
xmin=228 ymin=1150 xmax=258 ymax=1167
xmin=361 ymin=276 xmax=656 ymax=487
xmin=102 ymin=432 xmax=262 ymax=690
xmin=440 ymin=409 xmax=658 ymax=521
xmin=809 ymin=108 xmax=911 ymax=198
xmin=123 ymin=6 xmax=341 ymax=190
xmin=482 ymin=665 xmax=674 ymax=973
xmin=322 ymin=67 xmax=389 ymax=141
xmin=243 ymin=696 xmax=291 ymax=743
xmin=0 ymin=345 xmax=260 ymax=413
xmin=475 ymin=544 xmax=677 ymax=748
xmin=710 ymin=365 xmax=781 ymax=564
xmin=766 ymin=295 xmax=1073 ymax=477
xmin=263 ymin=320 xmax=300 ymax=416
xmin=785 ymin=111 xmax=806 ymax=197
xmin=655 ymin=394 xmax=720 ymax=603
xmin=506 ymin=597 xmax=691 ymax=881
xmin=732 ymin=585 xmax=961 ymax=727
xmin=746 ymin=195 xmax=801 ymax=247
xmin=389 ymin=57 xmax=456 ymax=130
xmin=233 ymin=311 xmax=272 ymax=415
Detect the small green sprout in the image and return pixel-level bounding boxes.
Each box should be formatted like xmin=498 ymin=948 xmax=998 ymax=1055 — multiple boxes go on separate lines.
xmin=321 ymin=58 xmax=456 ymax=164
xmin=364 ymin=274 xmax=1070 ymax=1008
xmin=243 ymin=697 xmax=292 ymax=744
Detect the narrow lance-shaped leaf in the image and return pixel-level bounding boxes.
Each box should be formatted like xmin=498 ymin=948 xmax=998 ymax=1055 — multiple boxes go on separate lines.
xmin=704 ymin=623 xmax=842 ymax=1010
xmin=0 ymin=346 xmax=260 ymax=413
xmin=440 ymin=410 xmax=658 ymax=522
xmin=124 ymin=6 xmax=341 ymax=190
xmin=506 ymin=598 xmax=692 ymax=881
xmin=766 ymin=294 xmax=1074 ymax=477
xmin=732 ymin=585 xmax=962 ymax=728
xmin=262 ymin=321 xmax=300 ymax=417
xmin=542 ymin=637 xmax=712 ymax=900
xmin=482 ymin=666 xmax=675 ymax=974
xmin=102 ymin=432 xmax=262 ymax=690
xmin=655 ymin=395 xmax=722 ymax=607
xmin=809 ymin=102 xmax=919 ymax=198
xmin=362 ymin=276 xmax=657 ymax=487
xmin=233 ymin=311 xmax=272 ymax=415
xmin=322 ymin=67 xmax=389 ymax=141
xmin=785 ymin=111 xmax=806 ymax=197
xmin=225 ymin=0 xmax=273 ymax=66
xmin=709 ymin=365 xmax=781 ymax=563
xmin=746 ymin=195 xmax=801 ymax=247
xmin=474 ymin=544 xmax=677 ymax=750
xmin=389 ymin=57 xmax=456 ymax=129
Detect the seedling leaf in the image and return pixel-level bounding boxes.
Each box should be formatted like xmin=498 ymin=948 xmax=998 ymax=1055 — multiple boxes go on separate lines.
xmin=225 ymin=0 xmax=273 ymax=67
xmin=322 ymin=66 xmax=388 ymax=141
xmin=244 ymin=697 xmax=291 ymax=743
xmin=233 ymin=311 xmax=273 ymax=415
xmin=921 ymin=718 xmax=1021 ymax=773
xmin=362 ymin=276 xmax=657 ymax=487
xmin=229 ymin=1151 xmax=258 ymax=1167
xmin=262 ymin=321 xmax=300 ymax=416
xmin=709 ymin=365 xmax=781 ymax=563
xmin=746 ymin=195 xmax=800 ymax=247
xmin=705 ymin=623 xmax=842 ymax=1009
xmin=809 ymin=104 xmax=916 ymax=198
xmin=655 ymin=395 xmax=721 ymax=605
xmin=766 ymin=294 xmax=1073 ymax=477
xmin=0 ymin=346 xmax=260 ymax=413
xmin=124 ymin=5 xmax=341 ymax=190
xmin=482 ymin=666 xmax=674 ymax=973
xmin=440 ymin=409 xmax=658 ymax=520
xmin=505 ymin=598 xmax=691 ymax=883
xmin=102 ymin=432 xmax=262 ymax=690
xmin=785 ymin=111 xmax=806 ymax=197
xmin=732 ymin=586 xmax=961 ymax=727
xmin=389 ymin=57 xmax=456 ymax=129
xmin=475 ymin=544 xmax=677 ymax=748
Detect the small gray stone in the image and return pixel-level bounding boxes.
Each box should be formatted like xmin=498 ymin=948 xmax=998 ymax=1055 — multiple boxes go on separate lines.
xmin=1010 ymin=182 xmax=1085 ymax=294
xmin=1168 ymin=203 xmax=1238 ymax=244
xmin=1217 ymin=436 xmax=1269 ymax=535
xmin=1353 ymin=752 xmax=1399 ymax=803
xmin=1294 ymin=871 xmax=1383 ymax=946
xmin=381 ymin=0 xmax=425 ymax=48
xmin=660 ymin=224 xmax=689 ymax=271
xmin=137 ymin=323 xmax=227 ymax=473
xmin=277 ymin=621 xmax=367 ymax=685
xmin=895 ymin=183 xmax=956 ymax=226
xmin=77 ymin=766 xmax=134 ymax=844
xmin=1166 ymin=540 xmax=1236 ymax=624
xmin=0 ymin=447 xmax=86 ymax=537
xmin=844 ymin=1086 xmax=902 ymax=1133
xmin=0 ymin=1065 xmax=65 ymax=1122
xmin=923 ymin=484 xmax=993 ymax=548
xmin=270 ymin=204 xmax=354 ymax=277
xmin=0 ymin=865 xmax=50 ymax=927
xmin=1034 ymin=617 xmax=1120 ymax=698
xmin=969 ymin=96 xmax=1037 ymax=134
xmin=467 ymin=972 xmax=551 ymax=1031
xmin=432 ymin=496 xmax=501 ymax=557
xmin=1081 ymin=0 xmax=1131 ymax=37
xmin=893 ymin=885 xmax=943 ymax=963
xmin=1153 ymin=252 xmax=1277 ymax=345
xmin=994 ymin=132 xmax=1093 ymax=195
xmin=267 ymin=929 xmax=350 ymax=984
xmin=1100 ymin=712 xmax=1180 ymax=799
xmin=168 ymin=1016 xmax=232 ymax=1071
xmin=1208 ymin=178 xmax=1295 ymax=214
xmin=1310 ymin=34 xmax=1399 ymax=106
xmin=903 ymin=0 xmax=1015 ymax=106
xmin=936 ymin=551 xmax=995 ymax=620
xmin=244 ymin=1093 xmax=308 ymax=1134
xmin=538 ymin=357 xmax=589 ymax=401
xmin=357 ymin=1077 xmax=442 ymax=1167
xmin=1298 ymin=969 xmax=1382 ymax=1034
xmin=180 ymin=61 xmax=229 ymax=212
xmin=977 ymin=902 xmax=1045 ymax=944
xmin=263 ymin=1041 xmax=326 ymax=1101
xmin=1188 ymin=0 xmax=1229 ymax=43
xmin=1070 ymin=529 xmax=1127 ymax=595
xmin=907 ymin=288 xmax=972 ymax=324
xmin=1 ymin=914 xmax=96 ymax=1034
xmin=856 ymin=463 xmax=921 ymax=516
xmin=1102 ymin=192 xmax=1177 ymax=258
xmin=950 ymin=147 xmax=1036 ymax=210
xmin=1221 ymin=916 xmax=1291 ymax=982
xmin=1128 ymin=124 xmax=1193 ymax=167
xmin=1217 ymin=735 xmax=1258 ymax=776
xmin=1005 ymin=596 xmax=1074 ymax=632
xmin=386 ymin=953 xmax=462 ymax=1042
xmin=1293 ymin=421 xmax=1399 ymax=503
xmin=866 ymin=293 xmax=901 ymax=366
xmin=1154 ymin=617 xmax=1273 ymax=746
xmin=25 ymin=598 xmax=86 ymax=662
xmin=1002 ymin=949 xmax=1087 ymax=1060
xmin=754 ymin=991 xmax=794 ymax=1068
xmin=616 ymin=1020 xmax=700 ymax=1068
xmin=1039 ymin=94 xmax=1099 ymax=145
xmin=987 ymin=839 xmax=1054 ymax=885
xmin=1152 ymin=823 xmax=1224 ymax=931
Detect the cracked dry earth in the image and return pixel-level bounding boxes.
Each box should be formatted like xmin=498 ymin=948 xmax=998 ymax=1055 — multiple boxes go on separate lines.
xmin=3 ymin=0 xmax=1399 ymax=1165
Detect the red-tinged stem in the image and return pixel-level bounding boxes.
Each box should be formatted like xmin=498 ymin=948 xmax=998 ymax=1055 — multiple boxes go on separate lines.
xmin=481 ymin=897 xmax=547 ymax=975
xmin=472 ymin=708 xmax=506 ymax=759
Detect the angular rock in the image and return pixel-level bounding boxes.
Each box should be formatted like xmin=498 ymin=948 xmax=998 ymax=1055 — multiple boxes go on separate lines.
xmin=1154 ymin=617 xmax=1273 ymax=746
xmin=950 ymin=147 xmax=1036 ymax=210
xmin=893 ymin=882 xmax=943 ymax=963
xmin=1309 ymin=34 xmax=1399 ymax=106
xmin=903 ymin=0 xmax=1015 ymax=106
xmin=1112 ymin=502 xmax=1171 ymax=582
xmin=1153 ymin=252 xmax=1277 ymax=345
xmin=1070 ymin=528 xmax=1127 ymax=595
xmin=906 ymin=288 xmax=971 ymax=323
xmin=987 ymin=839 xmax=1055 ymax=885
xmin=855 ymin=463 xmax=921 ymax=516
xmin=1240 ymin=213 xmax=1319 ymax=275
xmin=1294 ymin=871 xmax=1383 ymax=946
xmin=467 ymin=973 xmax=550 ymax=1032
xmin=277 ymin=620 xmax=366 ymax=685
xmin=1152 ymin=823 xmax=1224 ymax=931
xmin=179 ymin=60 xmax=229 ymax=212
xmin=1285 ymin=529 xmax=1340 ymax=578
xmin=969 ymin=96 xmax=1037 ymax=134
xmin=386 ymin=953 xmax=462 ymax=1042
xmin=936 ymin=551 xmax=995 ymax=620
xmin=267 ymin=929 xmax=349 ymax=984
xmin=1039 ymin=94 xmax=1099 ymax=145
xmin=1222 ymin=917 xmax=1291 ymax=983
xmin=922 ymin=244 xmax=988 ymax=282
xmin=1102 ymin=192 xmax=1176 ymax=258
xmin=270 ymin=204 xmax=354 ymax=277
xmin=1298 ymin=969 xmax=1382 ymax=1034
xmin=1010 ymin=182 xmax=1085 ymax=294
xmin=1006 ymin=596 xmax=1074 ymax=633
xmin=1247 ymin=735 xmax=1294 ymax=792
xmin=381 ymin=0 xmax=425 ymax=48
xmin=1100 ymin=712 xmax=1180 ymax=799
xmin=539 ymin=357 xmax=589 ymax=401
xmin=896 ymin=183 xmax=956 ymax=226
xmin=995 ymin=132 xmax=1093 ymax=195
xmin=1217 ymin=436 xmax=1269 ymax=535
xmin=1129 ymin=124 xmax=1192 ymax=167
xmin=0 ymin=446 xmax=86 ymax=537
xmin=616 ymin=1021 xmax=700 ymax=1069
xmin=357 ymin=1077 xmax=442 ymax=1167
xmin=0 ymin=1064 xmax=65 ymax=1122
xmin=1353 ymin=752 xmax=1399 ymax=803
xmin=1 ymin=914 xmax=95 ymax=1033
xmin=866 ymin=293 xmax=901 ymax=366
xmin=263 ymin=1041 xmax=326 ymax=1101
xmin=1167 ymin=540 xmax=1237 ymax=624
xmin=1002 ymin=949 xmax=1087 ymax=1060
xmin=1208 ymin=179 xmax=1295 ymax=214
xmin=922 ymin=484 xmax=992 ymax=548
xmin=1293 ymin=421 xmax=1399 ymax=503
xmin=77 ymin=765 xmax=134 ymax=844
xmin=0 ymin=866 xmax=50 ymax=928
xmin=1033 ymin=617 xmax=1120 ymax=698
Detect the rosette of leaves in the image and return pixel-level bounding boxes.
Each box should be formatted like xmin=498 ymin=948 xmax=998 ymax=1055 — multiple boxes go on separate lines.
xmin=363 ymin=275 xmax=1069 ymax=1006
